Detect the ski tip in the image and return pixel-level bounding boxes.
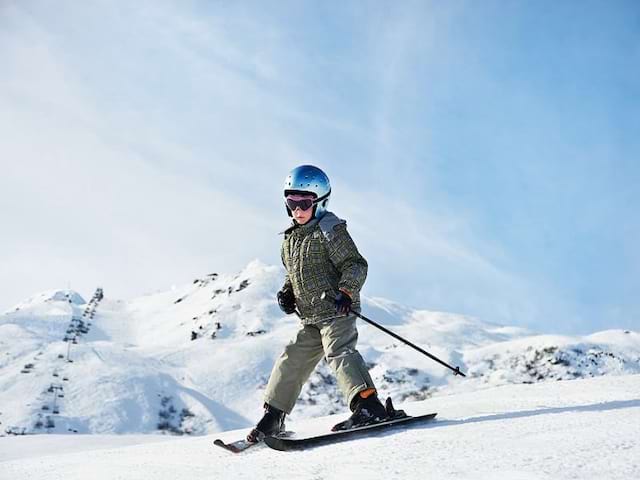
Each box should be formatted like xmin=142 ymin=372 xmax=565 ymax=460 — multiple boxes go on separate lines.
xmin=213 ymin=438 xmax=258 ymax=454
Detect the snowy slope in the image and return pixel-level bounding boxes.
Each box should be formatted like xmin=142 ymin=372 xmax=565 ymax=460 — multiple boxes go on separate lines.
xmin=1 ymin=374 xmax=638 ymax=480
xmin=1 ymin=260 xmax=639 ymax=439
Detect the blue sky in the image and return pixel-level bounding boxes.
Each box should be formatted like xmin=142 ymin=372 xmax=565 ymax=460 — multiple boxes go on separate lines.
xmin=1 ymin=1 xmax=638 ymax=334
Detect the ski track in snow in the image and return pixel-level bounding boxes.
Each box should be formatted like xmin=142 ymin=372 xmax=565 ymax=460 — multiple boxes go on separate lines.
xmin=1 ymin=374 xmax=639 ymax=480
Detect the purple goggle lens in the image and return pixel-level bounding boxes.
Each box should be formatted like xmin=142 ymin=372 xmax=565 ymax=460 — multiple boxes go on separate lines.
xmin=286 ymin=197 xmax=315 ymax=211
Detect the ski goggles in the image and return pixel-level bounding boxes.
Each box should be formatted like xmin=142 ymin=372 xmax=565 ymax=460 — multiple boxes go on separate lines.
xmin=285 ymin=194 xmax=317 ymax=211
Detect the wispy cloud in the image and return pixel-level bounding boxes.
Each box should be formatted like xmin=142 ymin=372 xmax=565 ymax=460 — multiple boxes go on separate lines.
xmin=0 ymin=2 xmax=293 ymax=301
xmin=1 ymin=1 xmax=637 ymax=333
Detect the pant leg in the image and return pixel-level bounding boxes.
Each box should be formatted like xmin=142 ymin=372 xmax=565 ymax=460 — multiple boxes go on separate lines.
xmin=319 ymin=314 xmax=376 ymax=409
xmin=263 ymin=324 xmax=325 ymax=414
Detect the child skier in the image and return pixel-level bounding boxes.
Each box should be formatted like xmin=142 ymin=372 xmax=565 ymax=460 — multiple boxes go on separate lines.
xmin=247 ymin=165 xmax=389 ymax=443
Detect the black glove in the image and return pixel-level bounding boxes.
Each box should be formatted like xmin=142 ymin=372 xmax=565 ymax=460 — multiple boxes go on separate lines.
xmin=277 ymin=288 xmax=296 ymax=314
xmin=334 ymin=291 xmax=353 ymax=315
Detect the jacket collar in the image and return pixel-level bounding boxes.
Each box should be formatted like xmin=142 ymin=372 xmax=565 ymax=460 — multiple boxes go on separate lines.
xmin=279 ymin=216 xmax=321 ymax=235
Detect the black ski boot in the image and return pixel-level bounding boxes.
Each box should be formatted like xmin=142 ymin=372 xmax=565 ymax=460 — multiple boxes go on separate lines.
xmin=246 ymin=403 xmax=286 ymax=443
xmin=331 ymin=390 xmax=389 ymax=432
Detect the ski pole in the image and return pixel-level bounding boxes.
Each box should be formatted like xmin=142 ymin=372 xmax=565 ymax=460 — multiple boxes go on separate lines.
xmin=320 ymin=292 xmax=466 ymax=377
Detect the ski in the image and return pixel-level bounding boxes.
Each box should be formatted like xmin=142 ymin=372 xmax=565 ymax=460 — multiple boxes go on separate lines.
xmin=214 ymin=430 xmax=294 ymax=454
xmin=213 ymin=437 xmax=259 ymax=454
xmin=264 ymin=411 xmax=437 ymax=452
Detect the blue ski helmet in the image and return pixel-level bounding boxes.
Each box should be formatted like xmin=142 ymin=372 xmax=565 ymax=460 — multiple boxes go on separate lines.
xmin=284 ymin=165 xmax=331 ymax=219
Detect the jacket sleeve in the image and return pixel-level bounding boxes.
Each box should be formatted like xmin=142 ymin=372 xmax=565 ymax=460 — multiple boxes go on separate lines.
xmin=280 ymin=241 xmax=293 ymax=292
xmin=325 ymin=224 xmax=368 ymax=296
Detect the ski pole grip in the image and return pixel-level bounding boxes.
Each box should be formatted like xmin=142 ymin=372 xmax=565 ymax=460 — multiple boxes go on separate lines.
xmin=320 ymin=291 xmax=353 ymax=314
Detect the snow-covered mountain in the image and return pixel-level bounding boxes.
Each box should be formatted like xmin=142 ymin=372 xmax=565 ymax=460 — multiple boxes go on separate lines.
xmin=1 ymin=260 xmax=638 ymax=437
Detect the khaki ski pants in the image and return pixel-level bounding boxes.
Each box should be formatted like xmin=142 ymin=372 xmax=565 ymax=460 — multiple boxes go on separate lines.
xmin=264 ymin=314 xmax=375 ymax=414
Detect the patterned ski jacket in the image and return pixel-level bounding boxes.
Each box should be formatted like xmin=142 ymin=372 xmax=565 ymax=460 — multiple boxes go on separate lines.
xmin=280 ymin=211 xmax=368 ymax=325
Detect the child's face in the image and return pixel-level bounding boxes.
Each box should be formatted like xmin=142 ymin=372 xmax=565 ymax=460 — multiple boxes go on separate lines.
xmin=293 ymin=206 xmax=313 ymax=224
xmin=286 ymin=194 xmax=315 ymax=225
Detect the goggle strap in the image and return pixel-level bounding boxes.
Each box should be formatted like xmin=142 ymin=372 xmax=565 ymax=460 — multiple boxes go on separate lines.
xmin=313 ymin=189 xmax=331 ymax=205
